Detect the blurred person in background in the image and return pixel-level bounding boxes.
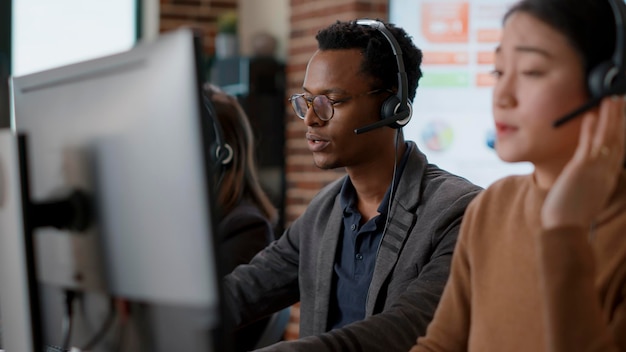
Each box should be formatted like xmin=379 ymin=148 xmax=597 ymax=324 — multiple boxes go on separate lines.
xmin=205 ymin=84 xmax=279 ymax=351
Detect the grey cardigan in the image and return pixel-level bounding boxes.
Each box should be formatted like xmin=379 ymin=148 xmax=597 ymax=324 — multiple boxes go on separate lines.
xmin=224 ymin=142 xmax=482 ymax=351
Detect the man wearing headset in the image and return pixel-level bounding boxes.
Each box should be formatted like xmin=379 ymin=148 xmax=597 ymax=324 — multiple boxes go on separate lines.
xmin=223 ymin=19 xmax=482 ymax=351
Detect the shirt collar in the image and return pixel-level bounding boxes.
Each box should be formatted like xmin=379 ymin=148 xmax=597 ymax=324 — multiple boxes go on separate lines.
xmin=339 ymin=142 xmax=413 ymax=216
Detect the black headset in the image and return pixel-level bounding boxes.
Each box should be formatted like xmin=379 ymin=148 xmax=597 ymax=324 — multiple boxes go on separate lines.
xmin=202 ymin=93 xmax=233 ymax=167
xmin=553 ymin=0 xmax=626 ymax=127
xmin=354 ymin=19 xmax=413 ymax=135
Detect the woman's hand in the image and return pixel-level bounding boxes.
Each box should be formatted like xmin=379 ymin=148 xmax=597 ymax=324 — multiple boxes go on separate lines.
xmin=541 ymin=96 xmax=626 ymax=230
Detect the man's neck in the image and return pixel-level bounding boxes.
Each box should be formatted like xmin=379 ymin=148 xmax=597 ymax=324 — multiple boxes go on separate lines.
xmin=347 ymin=141 xmax=406 ymax=221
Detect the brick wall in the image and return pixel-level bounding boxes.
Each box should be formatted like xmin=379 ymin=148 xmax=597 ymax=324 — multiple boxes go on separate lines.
xmin=159 ymin=0 xmax=238 ymax=56
xmin=158 ymin=0 xmax=390 ymax=342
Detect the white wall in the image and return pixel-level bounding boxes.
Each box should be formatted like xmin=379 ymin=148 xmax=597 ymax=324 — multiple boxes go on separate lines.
xmin=12 ymin=0 xmax=138 ymax=76
xmin=238 ymin=0 xmax=289 ymax=61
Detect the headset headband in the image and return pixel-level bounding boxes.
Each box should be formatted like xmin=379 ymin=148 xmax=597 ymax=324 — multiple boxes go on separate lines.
xmin=355 ymin=19 xmax=408 ymax=113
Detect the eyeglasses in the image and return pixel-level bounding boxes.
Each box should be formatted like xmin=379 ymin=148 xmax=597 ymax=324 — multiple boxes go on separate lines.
xmin=289 ymin=89 xmax=390 ymax=121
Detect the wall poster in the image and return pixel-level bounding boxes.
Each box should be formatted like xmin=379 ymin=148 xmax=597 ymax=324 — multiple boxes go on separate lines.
xmin=390 ymin=0 xmax=533 ymax=188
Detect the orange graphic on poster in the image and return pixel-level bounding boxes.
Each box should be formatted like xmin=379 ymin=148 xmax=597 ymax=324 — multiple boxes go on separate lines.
xmin=477 ymin=51 xmax=495 ymax=65
xmin=421 ymin=2 xmax=469 ymax=43
xmin=477 ymin=29 xmax=502 ymax=43
xmin=423 ymin=51 xmax=469 ymax=65
xmin=476 ymin=72 xmax=496 ymax=87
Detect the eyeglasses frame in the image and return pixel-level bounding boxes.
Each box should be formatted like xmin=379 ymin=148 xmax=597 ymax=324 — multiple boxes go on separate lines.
xmin=289 ymin=88 xmax=391 ymax=121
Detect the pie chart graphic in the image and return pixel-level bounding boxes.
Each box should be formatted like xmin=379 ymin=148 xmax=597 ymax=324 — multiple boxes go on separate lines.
xmin=486 ymin=129 xmax=496 ymax=150
xmin=421 ymin=120 xmax=454 ymax=152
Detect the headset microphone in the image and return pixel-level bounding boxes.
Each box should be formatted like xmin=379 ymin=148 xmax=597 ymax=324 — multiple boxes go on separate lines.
xmin=354 ymin=109 xmax=411 ymax=134
xmin=553 ymin=81 xmax=626 ymax=127
xmin=553 ymin=98 xmax=603 ymax=128
xmin=354 ymin=19 xmax=412 ymax=135
xmin=553 ymin=0 xmax=626 ymax=128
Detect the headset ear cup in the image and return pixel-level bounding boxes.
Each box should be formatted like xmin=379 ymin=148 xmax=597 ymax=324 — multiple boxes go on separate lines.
xmin=380 ymin=96 xmax=412 ymax=129
xmin=381 ymin=95 xmax=401 ymax=127
xmin=395 ymin=101 xmax=412 ymax=128
xmin=216 ymin=143 xmax=233 ymax=165
xmin=588 ymin=61 xmax=616 ymax=98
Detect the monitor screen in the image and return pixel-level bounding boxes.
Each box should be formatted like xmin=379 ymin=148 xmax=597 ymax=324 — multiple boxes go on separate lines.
xmin=4 ymin=28 xmax=224 ymax=351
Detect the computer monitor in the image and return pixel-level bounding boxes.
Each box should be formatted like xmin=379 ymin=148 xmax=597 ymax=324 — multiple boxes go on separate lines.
xmin=1 ymin=28 xmax=226 ymax=352
xmin=0 ymin=130 xmax=39 ymax=352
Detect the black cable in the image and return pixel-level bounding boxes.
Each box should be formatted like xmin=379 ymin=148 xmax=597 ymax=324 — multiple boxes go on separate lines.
xmin=61 ymin=290 xmax=76 ymax=351
xmin=80 ymin=297 xmax=117 ymax=351
xmin=372 ymin=129 xmax=401 ymax=265
xmin=382 ymin=130 xmax=401 ymax=237
xmin=114 ymin=300 xmax=131 ymax=352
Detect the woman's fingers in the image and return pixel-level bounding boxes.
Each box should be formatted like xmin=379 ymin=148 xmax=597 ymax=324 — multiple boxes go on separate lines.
xmin=591 ymin=96 xmax=625 ymax=163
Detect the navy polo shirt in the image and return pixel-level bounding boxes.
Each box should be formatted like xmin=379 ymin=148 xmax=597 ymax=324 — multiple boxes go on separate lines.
xmin=327 ymin=142 xmax=413 ymax=330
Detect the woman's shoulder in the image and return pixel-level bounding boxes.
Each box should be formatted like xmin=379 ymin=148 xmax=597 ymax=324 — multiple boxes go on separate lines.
xmin=487 ymin=174 xmax=530 ymax=192
xmin=220 ymin=199 xmax=271 ymax=228
xmin=469 ymin=174 xmax=532 ymax=208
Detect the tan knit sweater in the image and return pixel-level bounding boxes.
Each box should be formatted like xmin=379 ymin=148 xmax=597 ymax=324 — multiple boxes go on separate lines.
xmin=412 ymin=173 xmax=626 ymax=352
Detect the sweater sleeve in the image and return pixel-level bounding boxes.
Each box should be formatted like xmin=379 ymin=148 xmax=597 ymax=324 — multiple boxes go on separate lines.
xmin=536 ymin=226 xmax=626 ymax=352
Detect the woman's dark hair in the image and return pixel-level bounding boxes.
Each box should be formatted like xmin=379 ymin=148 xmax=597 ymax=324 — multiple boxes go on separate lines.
xmin=503 ymin=0 xmax=617 ymax=95
xmin=315 ymin=19 xmax=423 ymax=102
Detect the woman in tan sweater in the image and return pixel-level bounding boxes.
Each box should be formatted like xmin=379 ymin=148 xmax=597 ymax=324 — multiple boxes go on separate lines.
xmin=410 ymin=0 xmax=626 ymax=351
